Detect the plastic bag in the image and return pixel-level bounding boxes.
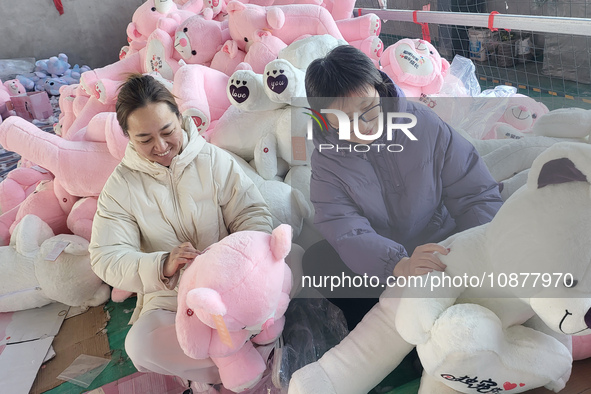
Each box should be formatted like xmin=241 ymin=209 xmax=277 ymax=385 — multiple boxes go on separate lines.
xmin=0 ymin=58 xmax=35 ymax=82
xmin=57 ymin=354 xmax=110 ymax=388
xmin=440 ymin=55 xmax=481 ymax=98
xmin=274 ymin=293 xmax=349 ymax=391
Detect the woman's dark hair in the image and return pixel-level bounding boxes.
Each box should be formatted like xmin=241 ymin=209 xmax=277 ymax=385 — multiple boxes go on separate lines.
xmin=305 ymin=45 xmax=391 ymax=111
xmin=116 ymin=74 xmax=180 ymax=137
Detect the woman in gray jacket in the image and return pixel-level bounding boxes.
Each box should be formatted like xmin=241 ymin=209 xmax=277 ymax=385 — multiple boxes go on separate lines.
xmin=89 ymin=74 xmax=273 ymax=393
xmin=303 ymin=46 xmax=503 ymax=329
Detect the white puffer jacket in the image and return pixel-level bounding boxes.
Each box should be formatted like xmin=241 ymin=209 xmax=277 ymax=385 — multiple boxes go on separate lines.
xmin=89 ymin=117 xmax=273 ymax=323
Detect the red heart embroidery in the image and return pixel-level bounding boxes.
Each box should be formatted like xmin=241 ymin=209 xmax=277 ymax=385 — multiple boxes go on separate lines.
xmin=503 ymin=382 xmax=517 ymax=390
xmin=519 ymin=383 xmax=525 ymax=387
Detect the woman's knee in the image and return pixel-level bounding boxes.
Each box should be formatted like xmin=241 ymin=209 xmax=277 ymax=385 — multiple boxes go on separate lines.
xmin=124 ymin=324 xmax=147 ymax=367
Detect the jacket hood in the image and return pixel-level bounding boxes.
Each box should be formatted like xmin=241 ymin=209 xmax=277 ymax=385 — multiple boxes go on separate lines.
xmin=121 ymin=116 xmax=205 ymax=177
xmin=312 ymin=72 xmax=408 ymax=155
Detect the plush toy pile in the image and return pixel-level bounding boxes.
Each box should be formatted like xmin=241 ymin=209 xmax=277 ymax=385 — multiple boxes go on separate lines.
xmin=289 ymin=141 xmax=591 ymax=394
xmin=0 ymin=0 xmax=385 ymax=248
xmin=2 ymin=0 xmax=591 ymax=388
xmin=15 ymin=53 xmax=91 ymax=96
xmin=0 ymin=214 xmax=110 ymax=312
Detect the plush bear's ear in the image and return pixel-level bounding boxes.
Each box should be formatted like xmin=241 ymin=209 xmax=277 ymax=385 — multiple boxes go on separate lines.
xmin=538 ymin=157 xmax=587 ymax=189
xmin=226 ymin=0 xmax=246 ymax=14
xmin=187 ymin=288 xmax=227 ymax=316
xmin=13 ymin=214 xmax=55 ymax=256
xmin=61 ymin=237 xmax=90 ymax=256
xmin=267 ymin=7 xmax=285 ymax=30
xmin=202 ymin=7 xmax=214 ymax=20
xmin=270 ymin=224 xmax=292 ymax=260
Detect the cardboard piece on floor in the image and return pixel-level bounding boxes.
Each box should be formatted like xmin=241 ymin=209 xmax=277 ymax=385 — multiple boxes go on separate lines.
xmin=66 ymin=305 xmax=90 ymax=319
xmin=0 ymin=302 xmax=68 ymax=345
xmin=44 ymin=346 xmax=56 ymax=363
xmin=85 ymin=372 xmax=187 ymax=394
xmin=30 ymin=304 xmax=110 ymax=394
xmin=0 ymin=336 xmax=54 ymax=394
xmin=0 ymin=303 xmax=68 ymax=394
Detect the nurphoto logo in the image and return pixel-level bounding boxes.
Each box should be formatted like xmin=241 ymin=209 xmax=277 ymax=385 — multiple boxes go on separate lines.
xmin=304 ymin=106 xmax=418 ymax=153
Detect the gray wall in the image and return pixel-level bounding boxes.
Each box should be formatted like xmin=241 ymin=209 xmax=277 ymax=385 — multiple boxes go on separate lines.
xmin=0 ymin=0 xmax=143 ymax=69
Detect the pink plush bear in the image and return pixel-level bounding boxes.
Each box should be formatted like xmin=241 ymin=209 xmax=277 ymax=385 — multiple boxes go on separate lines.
xmin=174 ymin=14 xmax=288 ymax=75
xmin=227 ymin=1 xmax=382 ymax=62
xmin=320 ymin=0 xmax=354 ymax=20
xmin=0 ymin=179 xmax=73 ymax=246
xmin=0 ymin=86 xmax=15 ymax=121
xmin=176 ymin=224 xmax=292 ymax=392
xmin=126 ymin=0 xmax=195 ymax=53
xmin=54 ymin=84 xmax=78 ymax=138
xmin=381 ymin=38 xmax=450 ymax=98
xmin=172 ymin=64 xmax=231 ymax=134
xmin=484 ymin=94 xmax=549 ymax=140
xmin=0 ymin=167 xmax=54 ymax=214
xmin=227 ymin=1 xmax=344 ymax=52
xmin=3 ymin=79 xmax=26 ymax=97
xmin=174 ymin=15 xmax=233 ymax=67
xmin=0 ymin=116 xmax=122 ymax=200
xmin=0 ymin=114 xmax=127 ymax=244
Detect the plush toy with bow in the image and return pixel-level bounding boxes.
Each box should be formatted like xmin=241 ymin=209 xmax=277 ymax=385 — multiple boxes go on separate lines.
xmin=289 ymin=141 xmax=591 ymax=394
xmin=0 ymin=214 xmax=110 ymax=313
xmin=381 ymin=38 xmax=450 ymax=98
xmin=176 ymin=224 xmax=292 ymax=392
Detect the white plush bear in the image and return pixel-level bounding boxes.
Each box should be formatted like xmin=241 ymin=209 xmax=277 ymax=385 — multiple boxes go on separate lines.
xmin=212 ymin=35 xmax=342 ymax=180
xmin=0 ymin=214 xmax=111 ymax=312
xmin=289 ymin=141 xmax=591 ymax=394
xmin=225 ymin=34 xmax=346 ymax=112
xmin=226 ymin=151 xmax=312 ymax=239
xmin=209 ymin=104 xmax=314 ymax=180
xmin=456 ymin=107 xmax=591 ymax=200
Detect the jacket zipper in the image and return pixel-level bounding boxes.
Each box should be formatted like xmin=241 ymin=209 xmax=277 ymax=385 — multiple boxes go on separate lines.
xmin=168 ymin=169 xmax=193 ymax=243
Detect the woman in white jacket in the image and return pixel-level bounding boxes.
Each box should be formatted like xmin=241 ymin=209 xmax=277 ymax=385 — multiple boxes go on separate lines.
xmin=89 ymin=74 xmax=273 ymax=393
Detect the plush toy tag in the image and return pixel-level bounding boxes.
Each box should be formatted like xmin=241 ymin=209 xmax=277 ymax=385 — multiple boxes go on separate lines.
xmin=212 ymin=314 xmax=234 ymax=348
xmin=291 ymin=136 xmax=307 ymax=161
xmin=32 ymin=165 xmax=50 ymax=174
xmin=44 ymin=241 xmax=70 ymax=261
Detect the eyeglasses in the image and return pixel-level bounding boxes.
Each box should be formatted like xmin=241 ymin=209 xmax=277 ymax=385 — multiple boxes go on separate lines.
xmin=354 ymin=101 xmax=381 ymax=124
xmin=327 ymin=99 xmax=382 ymax=129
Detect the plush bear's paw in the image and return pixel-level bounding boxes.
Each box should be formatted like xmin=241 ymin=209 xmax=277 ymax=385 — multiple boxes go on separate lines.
xmin=263 ymin=59 xmax=306 ymax=104
xmin=370 ymin=13 xmax=382 ymax=36
xmin=349 ymin=37 xmax=384 ymax=61
xmin=288 ymin=362 xmax=338 ymax=394
xmin=228 ymin=72 xmax=256 ymax=106
xmin=417 ymin=304 xmax=572 ymax=393
xmin=227 ymin=70 xmax=284 ymax=112
xmin=183 ymin=108 xmax=209 ymax=135
xmin=544 ymin=377 xmax=568 ymax=393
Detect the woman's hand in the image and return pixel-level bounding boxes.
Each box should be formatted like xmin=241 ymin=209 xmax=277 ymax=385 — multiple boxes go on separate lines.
xmin=163 ymin=242 xmax=199 ymax=278
xmin=393 ymin=243 xmax=448 ymax=278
